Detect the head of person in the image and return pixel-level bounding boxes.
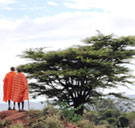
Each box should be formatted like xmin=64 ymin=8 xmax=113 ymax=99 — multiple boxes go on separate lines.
xmin=10 ymin=67 xmax=15 ymax=71
xmin=17 ymin=68 xmax=22 ymax=73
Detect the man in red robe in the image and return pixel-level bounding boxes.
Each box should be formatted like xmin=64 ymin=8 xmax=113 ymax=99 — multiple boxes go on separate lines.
xmin=3 ymin=67 xmax=16 ymax=110
xmin=11 ymin=68 xmax=29 ymax=112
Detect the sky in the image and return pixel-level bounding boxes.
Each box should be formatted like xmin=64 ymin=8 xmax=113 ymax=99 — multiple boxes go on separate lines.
xmin=1 ymin=0 xmax=135 ymax=103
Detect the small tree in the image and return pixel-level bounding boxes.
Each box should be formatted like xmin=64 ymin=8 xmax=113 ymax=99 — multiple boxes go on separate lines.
xmin=19 ymin=33 xmax=135 ymax=115
xmin=116 ymin=116 xmax=129 ymax=128
xmin=86 ymin=97 xmax=135 ymax=112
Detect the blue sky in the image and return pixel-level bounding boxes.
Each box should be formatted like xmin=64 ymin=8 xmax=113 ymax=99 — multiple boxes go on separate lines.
xmin=0 ymin=0 xmax=68 ymax=18
xmin=0 ymin=0 xmax=105 ymax=19
xmin=1 ymin=0 xmax=135 ymax=104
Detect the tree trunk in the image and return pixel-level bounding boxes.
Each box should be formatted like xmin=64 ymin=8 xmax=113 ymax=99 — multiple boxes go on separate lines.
xmin=75 ymin=105 xmax=84 ymax=115
xmin=73 ymin=99 xmax=85 ymax=115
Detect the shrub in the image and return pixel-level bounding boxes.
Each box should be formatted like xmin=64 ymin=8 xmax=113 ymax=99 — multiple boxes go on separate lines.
xmin=126 ymin=112 xmax=135 ymax=128
xmin=98 ymin=120 xmax=109 ymax=127
xmin=42 ymin=104 xmax=60 ymax=116
xmin=83 ymin=111 xmax=98 ymax=122
xmin=106 ymin=117 xmax=117 ymax=125
xmin=77 ymin=119 xmax=95 ymax=128
xmin=94 ymin=125 xmax=107 ymax=128
xmin=59 ymin=102 xmax=82 ymax=123
xmin=116 ymin=116 xmax=129 ymax=127
xmin=9 ymin=123 xmax=24 ymax=128
xmin=26 ymin=110 xmax=45 ymax=127
xmin=26 ymin=110 xmax=42 ymax=118
xmin=0 ymin=120 xmax=11 ymax=128
xmin=44 ymin=115 xmax=65 ymax=128
xmin=30 ymin=114 xmax=64 ymax=128
xmin=28 ymin=115 xmax=46 ymax=128
xmin=31 ymin=119 xmax=46 ymax=128
xmin=27 ymin=103 xmax=64 ymax=128
xmin=101 ymin=109 xmax=119 ymax=119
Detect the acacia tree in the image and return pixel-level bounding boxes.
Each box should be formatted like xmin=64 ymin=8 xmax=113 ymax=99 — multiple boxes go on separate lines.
xmin=19 ymin=33 xmax=135 ymax=115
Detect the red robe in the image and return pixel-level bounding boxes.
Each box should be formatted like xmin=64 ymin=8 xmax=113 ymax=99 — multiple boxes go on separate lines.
xmin=3 ymin=71 xmax=16 ymax=102
xmin=11 ymin=72 xmax=29 ymax=102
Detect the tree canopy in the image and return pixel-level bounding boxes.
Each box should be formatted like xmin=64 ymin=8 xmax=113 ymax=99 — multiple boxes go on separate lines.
xmin=18 ymin=33 xmax=135 ymax=115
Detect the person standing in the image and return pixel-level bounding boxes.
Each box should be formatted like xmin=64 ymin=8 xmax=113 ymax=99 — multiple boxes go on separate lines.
xmin=11 ymin=68 xmax=29 ymax=112
xmin=3 ymin=67 xmax=16 ymax=110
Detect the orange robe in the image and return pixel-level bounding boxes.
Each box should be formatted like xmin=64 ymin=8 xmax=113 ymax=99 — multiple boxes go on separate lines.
xmin=3 ymin=71 xmax=16 ymax=102
xmin=11 ymin=72 xmax=29 ymax=102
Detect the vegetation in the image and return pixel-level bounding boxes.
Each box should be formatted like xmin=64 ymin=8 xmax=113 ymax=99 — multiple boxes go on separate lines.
xmin=18 ymin=32 xmax=135 ymax=115
xmin=1 ymin=99 xmax=135 ymax=128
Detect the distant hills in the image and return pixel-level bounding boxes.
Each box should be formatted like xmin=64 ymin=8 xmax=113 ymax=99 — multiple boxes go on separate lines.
xmin=0 ymin=101 xmax=46 ymax=111
xmin=127 ymin=94 xmax=135 ymax=99
xmin=1 ymin=95 xmax=135 ymax=111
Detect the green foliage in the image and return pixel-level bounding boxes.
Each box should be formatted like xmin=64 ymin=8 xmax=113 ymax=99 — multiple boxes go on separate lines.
xmin=101 ymin=109 xmax=120 ymax=119
xmin=31 ymin=121 xmax=46 ymax=128
xmin=86 ymin=97 xmax=135 ymax=113
xmin=59 ymin=102 xmax=82 ymax=122
xmin=106 ymin=117 xmax=117 ymax=125
xmin=83 ymin=111 xmax=98 ymax=122
xmin=18 ymin=33 xmax=135 ymax=115
xmin=27 ymin=110 xmax=46 ymax=128
xmin=0 ymin=120 xmax=11 ymax=128
xmin=27 ymin=102 xmax=64 ymax=128
xmin=44 ymin=115 xmax=65 ymax=128
xmin=30 ymin=116 xmax=46 ymax=128
xmin=126 ymin=112 xmax=135 ymax=128
xmin=116 ymin=115 xmax=129 ymax=127
xmin=98 ymin=120 xmax=110 ymax=127
xmin=94 ymin=125 xmax=107 ymax=128
xmin=9 ymin=123 xmax=23 ymax=128
xmin=95 ymin=108 xmax=120 ymax=127
xmin=77 ymin=119 xmax=95 ymax=128
xmin=88 ymin=98 xmax=116 ymax=111
xmin=42 ymin=102 xmax=60 ymax=116
xmin=30 ymin=115 xmax=64 ymax=128
xmin=26 ymin=109 xmax=43 ymax=117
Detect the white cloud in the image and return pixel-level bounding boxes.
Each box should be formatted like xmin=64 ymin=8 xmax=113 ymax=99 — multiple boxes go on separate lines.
xmin=1 ymin=9 xmax=135 ymax=103
xmin=0 ymin=19 xmax=16 ymax=29
xmin=48 ymin=1 xmax=58 ymax=6
xmin=0 ymin=0 xmax=16 ymax=5
xmin=1 ymin=11 xmax=135 ymax=53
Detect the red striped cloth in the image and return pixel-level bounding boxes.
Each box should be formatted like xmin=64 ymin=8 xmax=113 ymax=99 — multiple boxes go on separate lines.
xmin=11 ymin=72 xmax=29 ymax=102
xmin=3 ymin=71 xmax=16 ymax=102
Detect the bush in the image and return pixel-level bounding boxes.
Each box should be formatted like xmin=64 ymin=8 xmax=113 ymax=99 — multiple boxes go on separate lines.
xmin=27 ymin=102 xmax=65 ymax=128
xmin=106 ymin=117 xmax=117 ymax=125
xmin=101 ymin=109 xmax=119 ymax=119
xmin=59 ymin=102 xmax=82 ymax=123
xmin=77 ymin=119 xmax=95 ymax=128
xmin=116 ymin=116 xmax=129 ymax=127
xmin=98 ymin=120 xmax=109 ymax=127
xmin=0 ymin=120 xmax=11 ymax=128
xmin=83 ymin=111 xmax=98 ymax=122
xmin=26 ymin=110 xmax=46 ymax=127
xmin=126 ymin=112 xmax=135 ymax=128
xmin=42 ymin=104 xmax=60 ymax=116
xmin=26 ymin=110 xmax=42 ymax=118
xmin=9 ymin=123 xmax=24 ymax=128
xmin=94 ymin=125 xmax=107 ymax=128
xmin=44 ymin=115 xmax=65 ymax=128
xmin=30 ymin=114 xmax=64 ymax=128
xmin=31 ymin=119 xmax=46 ymax=128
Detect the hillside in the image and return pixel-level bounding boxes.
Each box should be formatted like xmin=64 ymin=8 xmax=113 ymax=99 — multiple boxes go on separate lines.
xmin=0 ymin=110 xmax=79 ymax=128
